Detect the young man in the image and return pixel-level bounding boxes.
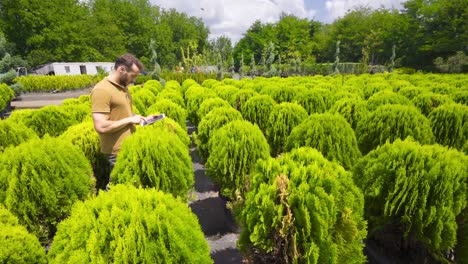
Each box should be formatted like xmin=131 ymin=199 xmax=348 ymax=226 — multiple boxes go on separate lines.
xmin=91 ymin=53 xmax=154 ymax=190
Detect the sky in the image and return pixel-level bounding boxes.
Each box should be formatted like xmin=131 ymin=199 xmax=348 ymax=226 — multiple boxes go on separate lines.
xmin=150 ymin=0 xmax=405 ymax=44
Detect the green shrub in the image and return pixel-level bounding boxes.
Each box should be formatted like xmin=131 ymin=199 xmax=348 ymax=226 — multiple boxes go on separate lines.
xmin=165 ymin=79 xmax=182 ymax=90
xmin=451 ymin=90 xmax=468 ymax=106
xmin=356 ymin=104 xmax=435 ymax=155
xmin=18 ymin=105 xmax=81 ymax=137
xmin=239 ymin=147 xmax=367 ymax=263
xmin=353 ymin=139 xmax=468 ymax=260
xmin=397 ymin=86 xmax=425 ymax=100
xmin=241 ymin=94 xmax=277 ymax=134
xmin=201 ymin=78 xmax=219 ymax=88
xmin=293 ymin=89 xmax=328 ymax=115
xmin=48 ymin=184 xmax=212 ymax=264
xmin=181 ymin=78 xmax=199 ymax=96
xmin=184 ymin=85 xmax=217 ymax=125
xmin=193 ymin=107 xmax=243 ymax=162
xmin=366 ymin=90 xmax=413 ymax=111
xmin=265 ymin=102 xmax=308 ymax=156
xmin=0 ymin=119 xmax=38 ymax=152
xmin=0 ymin=206 xmax=46 ymax=264
xmin=412 ymin=92 xmax=454 ymax=116
xmin=143 ymin=79 xmax=163 ymax=95
xmin=132 ymin=89 xmax=157 ymax=116
xmin=206 ymin=120 xmax=270 ymax=200
xmin=260 ymin=84 xmax=301 ymax=103
xmin=156 ymin=88 xmax=185 ymax=107
xmin=14 ymin=75 xmax=93 ymax=92
xmin=0 ymin=137 xmax=94 ymax=242
xmin=213 ymin=85 xmax=240 ymax=105
xmin=0 ymin=83 xmax=15 ymax=111
xmin=232 ymin=88 xmax=258 ymax=111
xmin=362 ymin=81 xmax=392 ymax=99
xmin=147 ymin=99 xmax=187 ymax=130
xmin=330 ymin=97 xmax=368 ymax=131
xmin=286 ymin=113 xmax=361 ymax=169
xmin=146 ymin=117 xmax=191 ymax=147
xmin=197 ymin=97 xmax=232 ymax=122
xmin=112 ymin=127 xmax=193 ymax=199
xmin=428 ymin=103 xmax=468 ymax=153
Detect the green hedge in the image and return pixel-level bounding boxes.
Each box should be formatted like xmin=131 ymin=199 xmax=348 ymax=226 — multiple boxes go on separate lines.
xmin=48 ymin=184 xmax=212 ymax=264
xmin=0 ymin=83 xmax=15 ymax=111
xmin=13 ymin=75 xmax=95 ymax=92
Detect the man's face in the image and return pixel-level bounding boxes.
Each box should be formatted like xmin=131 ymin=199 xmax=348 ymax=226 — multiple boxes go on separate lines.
xmin=118 ymin=64 xmax=140 ymax=87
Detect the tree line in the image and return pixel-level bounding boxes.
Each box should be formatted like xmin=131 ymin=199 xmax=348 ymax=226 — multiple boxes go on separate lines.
xmin=0 ymin=0 xmax=466 ymax=73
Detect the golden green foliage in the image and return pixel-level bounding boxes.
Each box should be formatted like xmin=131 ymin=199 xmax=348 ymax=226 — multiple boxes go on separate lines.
xmin=286 ymin=113 xmax=361 ymax=170
xmin=260 ymin=83 xmax=303 ymax=103
xmin=428 ymin=103 xmax=468 ymax=153
xmin=239 ymin=147 xmax=367 ymax=263
xmin=0 ymin=119 xmax=38 ymax=152
xmin=397 ymin=86 xmax=425 ymax=100
xmin=266 ymin=102 xmax=308 ymax=156
xmin=112 ymin=127 xmax=193 ymax=199
xmin=156 ymin=88 xmax=185 ymax=107
xmin=0 ymin=206 xmax=46 ymax=264
xmin=201 ymin=78 xmax=220 ymax=88
xmin=132 ymin=89 xmax=157 ymax=116
xmin=451 ymin=90 xmax=468 ymax=106
xmin=0 ymin=83 xmax=15 ymax=111
xmin=241 ymin=94 xmax=277 ymax=134
xmin=213 ymin=85 xmax=240 ymax=105
xmin=356 ymin=104 xmax=435 ymax=155
xmin=232 ymin=88 xmax=258 ymax=111
xmin=194 ymin=107 xmax=243 ymax=162
xmin=293 ymin=89 xmax=328 ymax=114
xmin=353 ymin=138 xmax=468 ymax=257
xmin=197 ymin=97 xmax=231 ymax=122
xmin=14 ymin=75 xmax=93 ymax=92
xmin=59 ymin=120 xmax=100 ymax=165
xmin=366 ymin=90 xmax=413 ymax=111
xmin=145 ymin=117 xmax=191 ymax=147
xmin=165 ymin=80 xmax=182 ymax=90
xmin=147 ymin=99 xmax=187 ymax=130
xmin=143 ymin=79 xmax=163 ymax=95
xmin=206 ymin=120 xmax=270 ymax=200
xmin=181 ymin=78 xmax=199 ymax=96
xmin=330 ymin=97 xmax=368 ymax=131
xmin=0 ymin=137 xmax=94 ymax=242
xmin=184 ymin=85 xmax=217 ymax=125
xmin=362 ymin=81 xmax=392 ymax=99
xmin=48 ymin=185 xmax=212 ymax=264
xmin=412 ymin=92 xmax=454 ymax=116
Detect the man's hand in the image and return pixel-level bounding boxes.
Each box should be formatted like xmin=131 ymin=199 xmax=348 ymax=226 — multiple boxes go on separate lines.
xmin=92 ymin=112 xmax=143 ymax=134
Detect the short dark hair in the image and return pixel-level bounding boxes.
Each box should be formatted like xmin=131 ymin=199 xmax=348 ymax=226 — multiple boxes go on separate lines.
xmin=115 ymin=53 xmax=144 ymax=71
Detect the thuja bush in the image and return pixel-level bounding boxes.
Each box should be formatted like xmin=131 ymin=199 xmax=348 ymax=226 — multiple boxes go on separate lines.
xmin=149 ymin=117 xmax=191 ymax=147
xmin=0 ymin=83 xmax=15 ymax=111
xmin=112 ymin=127 xmax=193 ymax=199
xmin=132 ymin=89 xmax=157 ymax=116
xmin=293 ymin=89 xmax=327 ymax=114
xmin=451 ymin=90 xmax=468 ymax=106
xmin=397 ymin=86 xmax=425 ymax=100
xmin=184 ymin=85 xmax=217 ymax=125
xmin=19 ymin=105 xmax=82 ymax=137
xmin=428 ymin=103 xmax=468 ymax=153
xmin=0 ymin=137 xmax=94 ymax=242
xmin=286 ymin=113 xmax=361 ymax=170
xmin=241 ymin=94 xmax=277 ymax=134
xmin=156 ymin=88 xmax=185 ymax=107
xmin=213 ymin=84 xmax=240 ymax=105
xmin=0 ymin=206 xmax=46 ymax=263
xmin=181 ymin=78 xmax=199 ymax=96
xmin=356 ymin=104 xmax=435 ymax=155
xmin=48 ymin=184 xmax=212 ymax=264
xmin=143 ymin=79 xmax=163 ymax=95
xmin=201 ymin=78 xmax=219 ymax=88
xmin=411 ymin=92 xmax=454 ymax=116
xmin=238 ymin=147 xmax=367 ymax=263
xmin=352 ymin=139 xmax=468 ymax=261
xmin=206 ymin=120 xmax=270 ymax=200
xmin=232 ymin=88 xmax=258 ymax=110
xmin=197 ymin=97 xmax=231 ymax=122
xmin=147 ymin=99 xmax=187 ymax=130
xmin=265 ymin=102 xmax=308 ymax=156
xmin=260 ymin=83 xmax=301 ymax=103
xmin=164 ymin=79 xmax=181 ymax=90
xmin=0 ymin=119 xmax=38 ymax=152
xmin=330 ymin=97 xmax=369 ymax=131
xmin=366 ymin=90 xmax=413 ymax=111
xmin=362 ymin=81 xmax=393 ymax=99
xmin=193 ymin=107 xmax=243 ymax=162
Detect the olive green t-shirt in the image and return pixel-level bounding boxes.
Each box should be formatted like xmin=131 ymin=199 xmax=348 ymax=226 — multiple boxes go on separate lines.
xmin=90 ymin=78 xmax=135 ymax=154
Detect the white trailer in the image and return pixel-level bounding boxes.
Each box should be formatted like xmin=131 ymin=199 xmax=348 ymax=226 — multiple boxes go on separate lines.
xmin=34 ymin=62 xmax=114 ymax=75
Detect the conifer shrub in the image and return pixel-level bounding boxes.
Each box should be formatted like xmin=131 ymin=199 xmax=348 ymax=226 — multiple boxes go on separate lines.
xmin=286 ymin=113 xmax=361 ymax=169
xmin=48 ymin=184 xmax=212 ymax=264
xmin=366 ymin=90 xmax=413 ymax=111
xmin=0 ymin=137 xmax=94 ymax=242
xmin=238 ymin=147 xmax=367 ymax=263
xmin=148 ymin=117 xmax=191 ymax=147
xmin=62 ymin=103 xmax=91 ymax=123
xmin=143 ymin=79 xmax=163 ymax=95
xmin=206 ymin=120 xmax=270 ymax=200
xmin=428 ymin=103 xmax=468 ymax=153
xmin=352 ymin=139 xmax=468 ymax=260
xmin=0 ymin=83 xmax=15 ymax=111
xmin=132 ymin=89 xmax=157 ymax=116
xmin=184 ymin=85 xmax=217 ymax=125
xmin=397 ymin=86 xmax=425 ymax=100
xmin=241 ymin=94 xmax=277 ymax=134
xmin=197 ymin=97 xmax=232 ymax=122
xmin=0 ymin=119 xmax=38 ymax=152
xmin=147 ymin=99 xmax=187 ymax=130
xmin=232 ymin=88 xmax=258 ymax=110
xmin=20 ymin=105 xmax=79 ymax=137
xmin=451 ymin=90 xmax=468 ymax=106
xmin=181 ymin=78 xmax=199 ymax=96
xmin=411 ymin=92 xmax=454 ymax=116
xmin=330 ymin=97 xmax=368 ymax=131
xmin=164 ymin=79 xmax=181 ymax=90
xmin=0 ymin=206 xmax=46 ymax=264
xmin=213 ymin=84 xmax=240 ymax=104
xmin=260 ymin=84 xmax=300 ymax=103
xmin=293 ymin=89 xmax=328 ymax=114
xmin=429 ymin=82 xmax=455 ymax=95
xmin=202 ymin=78 xmax=219 ymax=88
xmin=156 ymin=88 xmax=185 ymax=107
xmin=193 ymin=107 xmax=243 ymax=162
xmin=363 ymin=81 xmax=392 ymax=99
xmin=356 ymin=104 xmax=435 ymax=155
xmin=111 ymin=127 xmax=193 ymax=199
xmin=128 ymin=84 xmax=142 ymax=94
xmin=265 ymin=102 xmax=308 ymax=156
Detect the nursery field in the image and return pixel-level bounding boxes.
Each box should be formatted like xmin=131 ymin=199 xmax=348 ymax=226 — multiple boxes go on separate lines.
xmin=0 ymin=73 xmax=467 ymax=263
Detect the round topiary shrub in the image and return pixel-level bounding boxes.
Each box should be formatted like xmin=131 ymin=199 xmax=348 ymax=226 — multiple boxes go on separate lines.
xmin=286 ymin=113 xmax=361 ymax=169
xmin=165 ymin=79 xmax=181 ymax=90
xmin=19 ymin=105 xmax=77 ymax=137
xmin=260 ymin=84 xmax=301 ymax=103
xmin=146 ymin=117 xmax=191 ymax=147
xmin=265 ymin=102 xmax=308 ymax=156
xmin=143 ymin=79 xmax=163 ymax=95
xmin=0 ymin=119 xmax=38 ymax=152
xmin=132 ymin=89 xmax=157 ymax=116
xmin=0 ymin=137 xmax=94 ymax=242
xmin=0 ymin=206 xmax=46 ymax=264
xmin=241 ymin=94 xmax=277 ymax=134
xmin=412 ymin=92 xmax=454 ymax=116
xmin=206 ymin=120 xmax=270 ymax=200
xmin=366 ymin=90 xmax=413 ymax=111
xmin=197 ymin=97 xmax=232 ymax=123
xmin=293 ymin=89 xmax=328 ymax=114
xmin=181 ymin=78 xmax=199 ymax=96
xmin=156 ymin=88 xmax=185 ymax=107
xmin=352 ymin=138 xmax=468 ymax=261
xmin=330 ymin=97 xmax=368 ymax=131
xmin=213 ymin=84 xmax=240 ymax=105
xmin=193 ymin=107 xmax=243 ymax=162
xmin=362 ymin=80 xmax=393 ymax=99
xmin=185 ymin=85 xmax=217 ymax=125
xmin=397 ymin=86 xmax=425 ymax=101
xmin=232 ymin=88 xmax=258 ymax=111
xmin=356 ymin=104 xmax=435 ymax=155
xmin=147 ymin=99 xmax=187 ymax=130
xmin=48 ymin=184 xmax=212 ymax=264
xmin=111 ymin=126 xmax=193 ymax=199
xmin=238 ymin=147 xmax=367 ymax=263
xmin=428 ymin=103 xmax=468 ymax=153
xmin=451 ymin=90 xmax=468 ymax=106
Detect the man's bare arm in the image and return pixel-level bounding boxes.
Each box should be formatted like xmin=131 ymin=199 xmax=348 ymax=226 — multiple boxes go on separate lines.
xmin=92 ymin=112 xmax=143 ymax=134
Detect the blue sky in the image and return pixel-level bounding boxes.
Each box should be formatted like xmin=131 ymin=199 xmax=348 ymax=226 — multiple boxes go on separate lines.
xmin=150 ymin=0 xmax=405 ymax=43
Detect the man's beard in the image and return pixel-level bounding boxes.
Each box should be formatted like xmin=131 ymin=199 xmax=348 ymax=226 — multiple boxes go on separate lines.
xmin=119 ymin=73 xmax=131 ymax=87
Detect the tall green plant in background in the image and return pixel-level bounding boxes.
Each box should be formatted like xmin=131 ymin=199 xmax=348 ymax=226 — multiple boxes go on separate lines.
xmin=48 ymin=185 xmax=212 ymax=264
xmin=239 ymin=147 xmax=367 ymax=263
xmin=353 ymin=138 xmax=468 ymax=262
xmin=0 ymin=137 xmax=94 ymax=243
xmin=206 ymin=120 xmax=270 ymax=200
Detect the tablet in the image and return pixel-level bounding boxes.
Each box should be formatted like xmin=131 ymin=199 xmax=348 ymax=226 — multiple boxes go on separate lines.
xmin=141 ymin=114 xmax=165 ymax=126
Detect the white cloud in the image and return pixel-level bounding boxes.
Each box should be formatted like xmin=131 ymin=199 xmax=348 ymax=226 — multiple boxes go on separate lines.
xmin=325 ymin=0 xmax=404 ymax=22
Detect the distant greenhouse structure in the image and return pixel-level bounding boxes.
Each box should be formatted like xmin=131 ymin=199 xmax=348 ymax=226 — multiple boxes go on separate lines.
xmin=33 ymin=62 xmax=114 ymax=76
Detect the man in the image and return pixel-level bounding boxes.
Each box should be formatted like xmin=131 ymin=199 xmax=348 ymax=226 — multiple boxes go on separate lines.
xmin=91 ymin=53 xmax=154 ymax=190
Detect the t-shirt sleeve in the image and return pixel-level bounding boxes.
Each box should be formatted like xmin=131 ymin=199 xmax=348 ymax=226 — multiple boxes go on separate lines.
xmin=91 ymin=88 xmax=111 ymax=113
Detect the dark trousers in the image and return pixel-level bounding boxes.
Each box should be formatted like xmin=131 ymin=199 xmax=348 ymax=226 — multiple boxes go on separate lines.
xmin=105 ymin=154 xmax=117 ymax=191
